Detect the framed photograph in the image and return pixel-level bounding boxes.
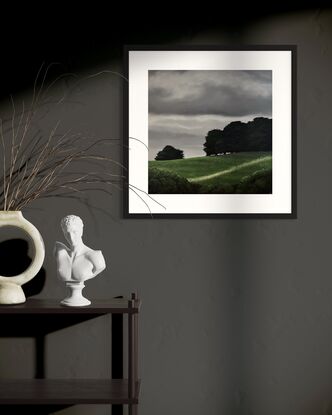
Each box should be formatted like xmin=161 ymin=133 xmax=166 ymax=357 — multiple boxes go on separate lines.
xmin=124 ymin=45 xmax=296 ymax=218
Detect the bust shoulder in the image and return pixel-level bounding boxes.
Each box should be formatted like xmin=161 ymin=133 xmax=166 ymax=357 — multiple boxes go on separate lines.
xmin=85 ymin=249 xmax=106 ymax=270
xmin=54 ymin=241 xmax=70 ymax=256
xmin=86 ymin=249 xmax=104 ymax=261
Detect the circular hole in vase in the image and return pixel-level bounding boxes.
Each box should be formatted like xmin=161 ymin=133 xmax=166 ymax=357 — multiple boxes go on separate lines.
xmin=0 ymin=225 xmax=35 ymax=277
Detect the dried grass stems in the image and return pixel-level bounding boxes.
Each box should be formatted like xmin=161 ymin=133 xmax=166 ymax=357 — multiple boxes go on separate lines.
xmin=0 ymin=64 xmax=125 ymax=211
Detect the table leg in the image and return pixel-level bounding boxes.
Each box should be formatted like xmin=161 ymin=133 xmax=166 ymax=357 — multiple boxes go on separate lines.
xmin=112 ymin=312 xmax=123 ymax=415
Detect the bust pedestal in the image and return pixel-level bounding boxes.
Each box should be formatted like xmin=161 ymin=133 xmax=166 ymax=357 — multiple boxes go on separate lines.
xmin=60 ymin=281 xmax=91 ymax=307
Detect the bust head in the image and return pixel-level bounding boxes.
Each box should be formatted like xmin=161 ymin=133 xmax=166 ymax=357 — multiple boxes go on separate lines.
xmin=60 ymin=215 xmax=84 ymax=249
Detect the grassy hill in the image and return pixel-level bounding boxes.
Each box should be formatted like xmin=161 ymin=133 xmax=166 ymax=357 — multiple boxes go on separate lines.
xmin=149 ymin=152 xmax=272 ymax=194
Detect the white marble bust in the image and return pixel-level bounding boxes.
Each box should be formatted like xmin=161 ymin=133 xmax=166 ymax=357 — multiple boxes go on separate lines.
xmin=54 ymin=215 xmax=106 ymax=306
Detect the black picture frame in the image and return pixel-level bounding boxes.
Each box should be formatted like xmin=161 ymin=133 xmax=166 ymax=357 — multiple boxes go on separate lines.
xmin=123 ymin=45 xmax=297 ymax=219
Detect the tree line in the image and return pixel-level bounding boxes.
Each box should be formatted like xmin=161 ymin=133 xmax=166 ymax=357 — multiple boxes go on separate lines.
xmin=154 ymin=117 xmax=272 ymax=160
xmin=203 ymin=117 xmax=272 ymax=156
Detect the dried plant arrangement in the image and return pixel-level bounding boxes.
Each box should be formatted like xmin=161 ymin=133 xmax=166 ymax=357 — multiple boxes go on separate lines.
xmin=0 ymin=64 xmax=155 ymax=213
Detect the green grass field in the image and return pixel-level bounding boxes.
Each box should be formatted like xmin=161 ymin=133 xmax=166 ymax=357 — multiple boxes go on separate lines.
xmin=149 ymin=152 xmax=272 ymax=194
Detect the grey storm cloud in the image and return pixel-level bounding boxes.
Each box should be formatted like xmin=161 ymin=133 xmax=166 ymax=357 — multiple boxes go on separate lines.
xmin=149 ymin=70 xmax=272 ymax=117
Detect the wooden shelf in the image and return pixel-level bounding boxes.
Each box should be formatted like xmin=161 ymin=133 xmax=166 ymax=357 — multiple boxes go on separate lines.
xmin=0 ymin=298 xmax=141 ymax=314
xmin=0 ymin=294 xmax=140 ymax=412
xmin=0 ymin=379 xmax=140 ymax=405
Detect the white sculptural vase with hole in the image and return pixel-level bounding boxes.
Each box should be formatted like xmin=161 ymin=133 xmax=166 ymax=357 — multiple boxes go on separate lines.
xmin=0 ymin=211 xmax=45 ymax=304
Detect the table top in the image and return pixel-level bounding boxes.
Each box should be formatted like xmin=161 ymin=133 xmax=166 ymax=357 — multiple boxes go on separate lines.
xmin=0 ymin=298 xmax=141 ymax=314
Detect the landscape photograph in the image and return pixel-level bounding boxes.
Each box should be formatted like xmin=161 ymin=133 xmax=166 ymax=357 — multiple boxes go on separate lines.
xmin=148 ymin=70 xmax=272 ymax=194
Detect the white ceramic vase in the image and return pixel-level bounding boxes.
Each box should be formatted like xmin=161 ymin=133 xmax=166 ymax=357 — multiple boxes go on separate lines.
xmin=0 ymin=211 xmax=45 ymax=304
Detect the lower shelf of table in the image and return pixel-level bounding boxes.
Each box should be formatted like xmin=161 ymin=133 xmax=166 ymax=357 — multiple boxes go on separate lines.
xmin=0 ymin=379 xmax=140 ymax=405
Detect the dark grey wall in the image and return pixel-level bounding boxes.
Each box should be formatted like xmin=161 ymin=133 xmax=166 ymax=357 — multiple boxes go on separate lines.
xmin=1 ymin=8 xmax=332 ymax=415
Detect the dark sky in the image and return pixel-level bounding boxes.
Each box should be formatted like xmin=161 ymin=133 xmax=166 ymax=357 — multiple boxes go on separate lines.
xmin=149 ymin=70 xmax=272 ymax=159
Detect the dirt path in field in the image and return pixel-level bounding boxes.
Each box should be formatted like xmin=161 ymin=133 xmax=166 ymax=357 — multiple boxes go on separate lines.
xmin=189 ymin=156 xmax=272 ymax=183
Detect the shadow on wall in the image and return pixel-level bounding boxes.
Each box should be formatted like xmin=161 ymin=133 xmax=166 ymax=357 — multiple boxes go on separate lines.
xmin=0 ymin=239 xmax=46 ymax=297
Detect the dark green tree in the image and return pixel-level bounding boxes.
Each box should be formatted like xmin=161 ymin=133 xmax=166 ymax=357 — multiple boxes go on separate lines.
xmin=216 ymin=121 xmax=247 ymax=153
xmin=246 ymin=117 xmax=272 ymax=151
xmin=203 ymin=129 xmax=223 ymax=156
xmin=155 ymin=145 xmax=184 ymax=161
xmin=204 ymin=117 xmax=272 ymax=155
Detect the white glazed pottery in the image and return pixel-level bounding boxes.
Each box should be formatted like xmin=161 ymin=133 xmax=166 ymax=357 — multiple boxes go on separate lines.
xmin=0 ymin=211 xmax=45 ymax=304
